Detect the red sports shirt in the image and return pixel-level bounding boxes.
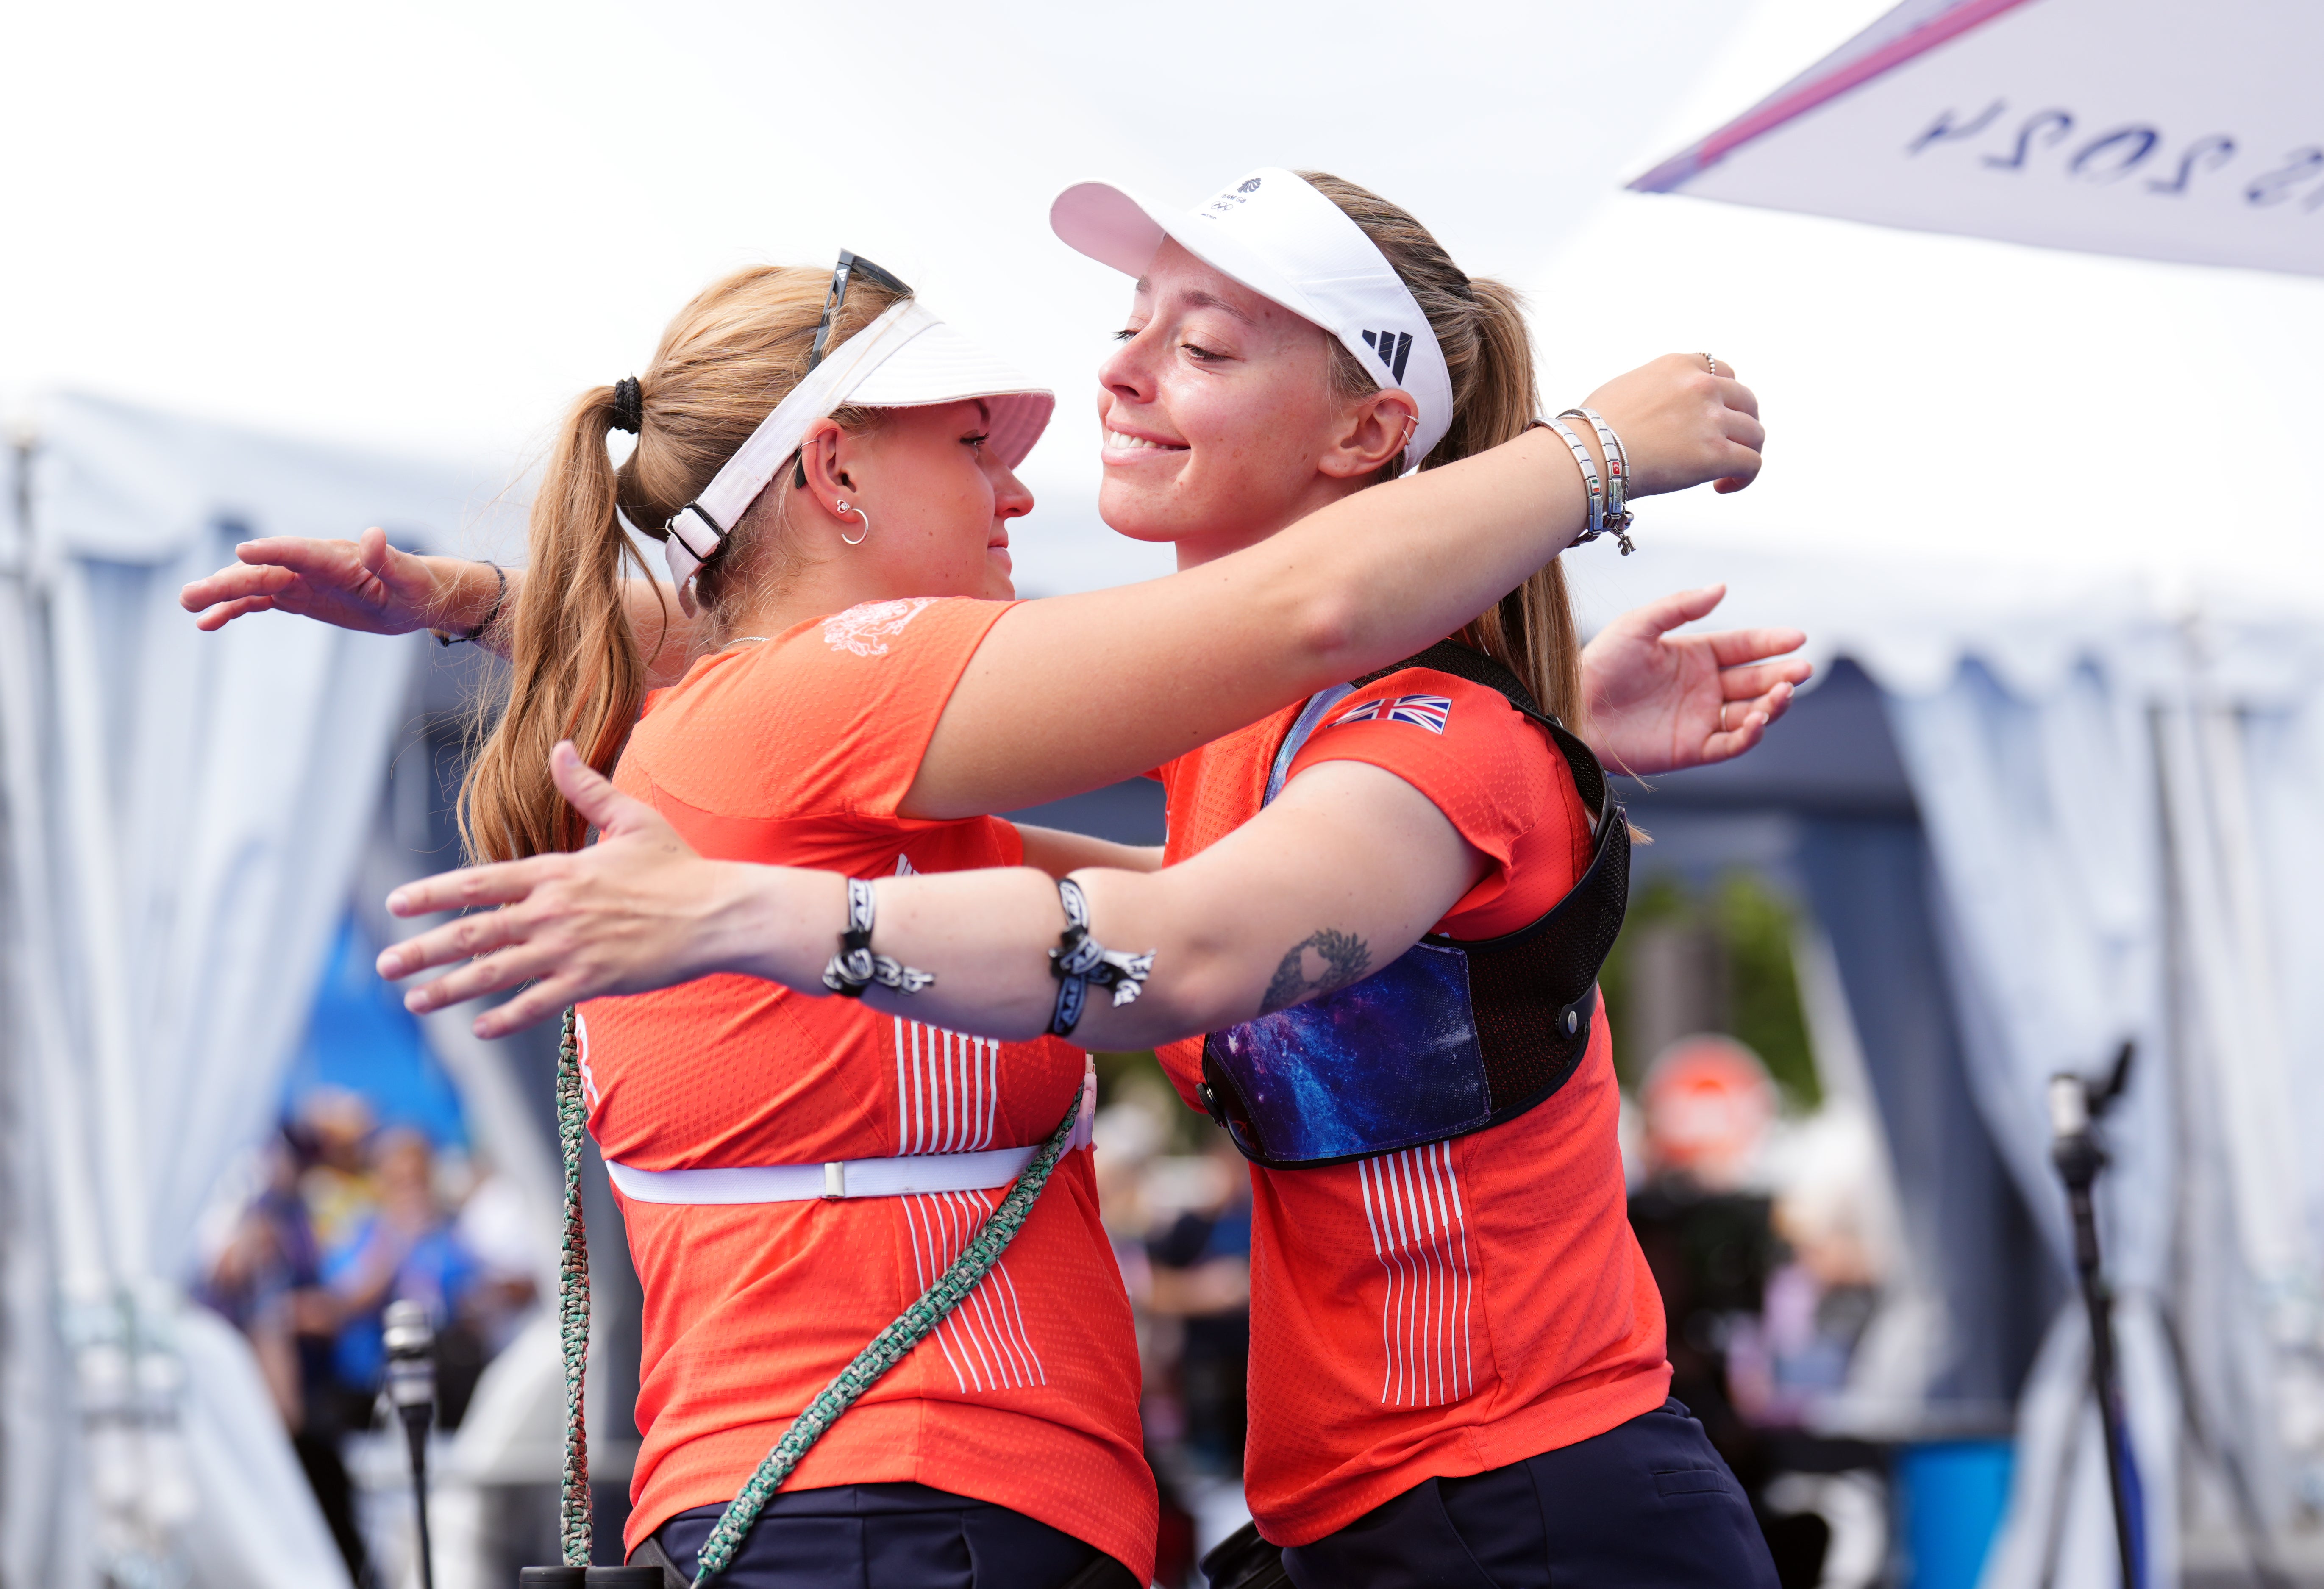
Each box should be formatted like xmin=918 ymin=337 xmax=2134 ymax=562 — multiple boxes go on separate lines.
xmin=1155 ymin=661 xmax=1671 ymax=1546
xmin=581 ymin=597 xmax=1154 ymax=1577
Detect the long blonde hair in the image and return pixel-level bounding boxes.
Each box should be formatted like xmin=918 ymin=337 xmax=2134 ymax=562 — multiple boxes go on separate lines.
xmin=1301 ymin=172 xmax=1584 ymax=730
xmin=461 ymin=264 xmax=907 ymax=862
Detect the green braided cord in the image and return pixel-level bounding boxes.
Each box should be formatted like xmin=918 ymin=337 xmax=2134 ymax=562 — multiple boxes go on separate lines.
xmin=690 ymin=1095 xmax=1083 ymax=1582
xmin=556 ymin=1009 xmax=593 ymax=1567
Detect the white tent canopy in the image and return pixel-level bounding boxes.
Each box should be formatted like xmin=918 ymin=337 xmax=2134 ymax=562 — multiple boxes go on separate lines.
xmin=0 ymin=394 xmax=528 ymax=1589
xmin=1577 ymin=541 xmax=2324 ymax=1588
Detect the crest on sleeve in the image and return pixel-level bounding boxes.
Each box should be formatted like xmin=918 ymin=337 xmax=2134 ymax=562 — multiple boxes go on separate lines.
xmin=1328 ymin=693 xmax=1453 ymax=734
xmin=823 ymin=596 xmax=939 ymax=658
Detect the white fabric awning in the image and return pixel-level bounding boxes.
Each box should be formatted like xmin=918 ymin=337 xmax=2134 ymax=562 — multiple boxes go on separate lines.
xmin=1632 ymin=0 xmax=2324 ymax=278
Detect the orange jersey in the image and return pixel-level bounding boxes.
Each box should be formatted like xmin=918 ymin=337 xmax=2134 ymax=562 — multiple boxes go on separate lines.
xmin=1156 ymin=664 xmax=1671 ymax=1547
xmin=580 ymin=597 xmax=1154 ymax=1578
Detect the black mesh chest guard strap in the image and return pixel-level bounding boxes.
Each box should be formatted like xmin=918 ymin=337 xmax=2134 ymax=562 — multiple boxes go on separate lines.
xmin=1307 ymin=641 xmax=1629 ymax=1146
xmin=1356 ymin=642 xmax=1629 ymax=1134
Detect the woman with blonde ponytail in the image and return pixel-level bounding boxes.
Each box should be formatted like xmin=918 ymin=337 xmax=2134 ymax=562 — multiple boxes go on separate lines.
xmin=192 ymin=175 xmax=1793 ymax=1587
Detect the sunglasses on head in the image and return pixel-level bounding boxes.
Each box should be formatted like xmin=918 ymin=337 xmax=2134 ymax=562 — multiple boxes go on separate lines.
xmin=794 ymin=250 xmax=913 ymax=491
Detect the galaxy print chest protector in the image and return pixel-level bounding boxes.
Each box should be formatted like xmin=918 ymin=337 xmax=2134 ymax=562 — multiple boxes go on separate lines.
xmin=1197 ymin=643 xmax=1632 ymax=1170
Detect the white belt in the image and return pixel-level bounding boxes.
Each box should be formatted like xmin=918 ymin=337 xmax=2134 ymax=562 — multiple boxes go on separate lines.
xmin=606 ymin=1143 xmax=1044 ymax=1206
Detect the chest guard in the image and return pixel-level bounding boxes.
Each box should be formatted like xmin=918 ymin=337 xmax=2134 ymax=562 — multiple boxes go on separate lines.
xmin=1196 ymin=642 xmax=1631 ymax=1170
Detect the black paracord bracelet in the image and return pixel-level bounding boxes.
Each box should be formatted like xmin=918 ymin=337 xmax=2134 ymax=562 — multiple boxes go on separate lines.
xmin=1046 ymin=877 xmax=1154 ymax=1037
xmin=822 ymin=878 xmax=935 ymax=997
xmin=430 ymin=562 xmax=509 ymax=647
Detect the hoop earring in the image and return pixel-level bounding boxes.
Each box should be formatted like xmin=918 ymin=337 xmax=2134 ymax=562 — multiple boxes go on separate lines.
xmin=835 ymin=499 xmax=871 ymax=547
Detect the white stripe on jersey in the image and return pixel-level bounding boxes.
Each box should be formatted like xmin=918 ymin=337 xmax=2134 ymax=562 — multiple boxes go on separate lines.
xmin=887 ymin=852 xmax=1044 ymax=1393
xmin=900 ymin=1187 xmax=1048 ymax=1392
xmin=892 ymin=1018 xmax=1002 ymax=1155
xmin=1358 ymin=1142 xmax=1476 ymax=1406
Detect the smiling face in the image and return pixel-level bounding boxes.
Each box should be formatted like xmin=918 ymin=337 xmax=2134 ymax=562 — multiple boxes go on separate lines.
xmin=1095 ymin=239 xmax=1412 ymax=568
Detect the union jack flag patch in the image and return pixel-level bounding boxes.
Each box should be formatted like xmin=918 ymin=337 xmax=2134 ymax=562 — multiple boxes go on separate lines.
xmin=1329 ymin=693 xmax=1453 ymax=734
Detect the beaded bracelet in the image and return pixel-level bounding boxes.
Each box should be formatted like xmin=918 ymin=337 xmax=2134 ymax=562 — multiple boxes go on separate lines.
xmin=429 ymin=562 xmax=508 ymax=647
xmin=823 ymin=878 xmax=936 ymax=997
xmin=1558 ymin=407 xmax=1636 ymax=553
xmin=1047 ymin=878 xmax=1154 ymax=1038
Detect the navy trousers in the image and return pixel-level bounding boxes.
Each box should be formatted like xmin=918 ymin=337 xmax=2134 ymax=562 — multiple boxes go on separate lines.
xmin=644 ymin=1482 xmax=1130 ymax=1588
xmin=1279 ymin=1400 xmax=1779 ymax=1589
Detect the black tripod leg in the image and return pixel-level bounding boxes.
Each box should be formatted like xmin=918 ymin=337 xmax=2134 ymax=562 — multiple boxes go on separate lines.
xmin=404 ymin=1410 xmax=436 ymax=1589
xmin=2070 ymin=1183 xmax=2141 ymax=1589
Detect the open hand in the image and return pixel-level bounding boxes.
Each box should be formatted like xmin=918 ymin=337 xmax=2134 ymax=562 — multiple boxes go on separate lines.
xmin=179 ymin=526 xmax=445 ymax=634
xmin=377 ymin=743 xmax=749 ymax=1037
xmin=1580 ymin=586 xmax=1811 ymax=775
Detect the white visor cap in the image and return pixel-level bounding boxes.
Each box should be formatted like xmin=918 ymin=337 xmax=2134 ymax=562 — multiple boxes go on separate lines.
xmin=662 ymin=298 xmax=1054 ymax=590
xmin=1051 ymin=168 xmax=1453 ymax=474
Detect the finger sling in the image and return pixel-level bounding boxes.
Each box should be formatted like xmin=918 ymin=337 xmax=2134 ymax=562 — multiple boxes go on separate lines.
xmin=551 ymin=1010 xmax=1081 ymax=1582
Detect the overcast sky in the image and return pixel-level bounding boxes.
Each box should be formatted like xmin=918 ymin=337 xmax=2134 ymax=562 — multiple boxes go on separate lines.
xmin=6 ymin=0 xmax=2318 ymax=614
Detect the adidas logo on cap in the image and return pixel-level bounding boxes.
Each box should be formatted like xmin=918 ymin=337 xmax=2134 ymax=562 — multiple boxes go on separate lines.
xmin=1361 ymin=329 xmax=1414 ymax=384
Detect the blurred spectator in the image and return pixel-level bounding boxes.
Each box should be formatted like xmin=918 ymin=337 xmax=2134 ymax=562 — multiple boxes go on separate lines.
xmin=1090 ymin=1064 xmax=1241 ymax=1586
xmin=197 ymin=1117 xmax=370 ymax=1581
xmin=1629 ymin=1035 xmax=1784 ymax=1456
xmin=1145 ymin=1138 xmax=1252 ymax=1482
xmin=451 ymin=1168 xmax=548 ymax=1358
xmin=293 ymin=1084 xmax=383 ymax=1260
xmin=200 ymin=1096 xmax=539 ymax=1582
xmin=1641 ymin=1033 xmax=1779 ymax=1191
xmin=1727 ymin=1108 xmax=1888 ymax=1428
xmin=323 ymin=1126 xmax=505 ymax=1427
xmin=1627 ymin=1037 xmax=1814 ymax=1582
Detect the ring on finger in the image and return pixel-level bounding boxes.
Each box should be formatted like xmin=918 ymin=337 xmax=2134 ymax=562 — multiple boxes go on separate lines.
xmin=1701 ymin=352 xmax=1721 ymax=376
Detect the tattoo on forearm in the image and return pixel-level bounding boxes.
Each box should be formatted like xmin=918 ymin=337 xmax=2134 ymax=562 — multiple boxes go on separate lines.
xmin=1259 ymin=929 xmax=1372 ymax=1014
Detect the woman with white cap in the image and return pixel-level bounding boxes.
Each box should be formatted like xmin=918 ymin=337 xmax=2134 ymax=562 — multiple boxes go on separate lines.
xmin=357 ymin=171 xmax=1790 ymax=1586
xmin=184 ymin=226 xmax=1768 ymax=1586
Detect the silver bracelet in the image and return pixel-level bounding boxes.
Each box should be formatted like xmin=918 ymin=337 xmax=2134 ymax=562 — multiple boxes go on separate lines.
xmin=1046 ymin=878 xmax=1154 ymax=1038
xmin=1534 ymin=419 xmax=1606 ymax=550
xmin=1559 ymin=407 xmax=1636 ymax=554
xmin=822 ymin=878 xmax=935 ymax=998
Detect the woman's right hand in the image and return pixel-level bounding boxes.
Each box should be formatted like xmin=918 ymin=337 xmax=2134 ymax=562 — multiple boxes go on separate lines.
xmin=1581 ymin=353 xmax=1765 ymax=497
xmin=178 ymin=526 xmax=468 ymax=635
xmin=376 ymin=742 xmax=820 ymax=1038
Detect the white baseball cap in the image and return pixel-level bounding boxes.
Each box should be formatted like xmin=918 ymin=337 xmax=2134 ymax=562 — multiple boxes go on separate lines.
xmin=1051 ymin=167 xmax=1453 ymax=474
xmin=662 ymin=297 xmax=1054 ymax=591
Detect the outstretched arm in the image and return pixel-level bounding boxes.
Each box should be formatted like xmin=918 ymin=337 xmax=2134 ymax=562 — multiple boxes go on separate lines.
xmin=1579 ymin=585 xmax=1812 ymax=775
xmin=381 ymin=743 xmax=1476 ymax=1046
xmin=190 ymin=357 xmax=1763 ymax=811
xmin=903 ymin=355 xmax=1762 ymax=818
xmin=178 ymin=528 xmax=702 ymax=684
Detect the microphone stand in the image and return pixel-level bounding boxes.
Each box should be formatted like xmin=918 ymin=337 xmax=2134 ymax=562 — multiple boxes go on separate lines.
xmin=2046 ymin=1042 xmax=2142 ymax=1589
xmin=384 ymin=1299 xmax=439 ymax=1589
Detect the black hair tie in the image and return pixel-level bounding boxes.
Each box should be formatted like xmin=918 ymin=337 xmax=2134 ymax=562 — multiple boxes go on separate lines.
xmin=610 ymin=376 xmax=643 ymax=435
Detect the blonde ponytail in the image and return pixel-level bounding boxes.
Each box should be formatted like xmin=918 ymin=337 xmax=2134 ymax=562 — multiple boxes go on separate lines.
xmin=459 ymin=264 xmax=909 ymax=862
xmin=462 ymin=391 xmax=650 ymax=862
xmin=1300 ymin=172 xmax=1584 ymax=731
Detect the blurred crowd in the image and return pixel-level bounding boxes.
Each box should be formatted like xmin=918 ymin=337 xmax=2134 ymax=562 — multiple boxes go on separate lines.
xmin=195 ymin=1086 xmax=539 ymax=1583
xmin=1093 ymin=1025 xmax=1898 ymax=1589
xmin=192 ymin=895 xmax=1896 ymax=1589
xmin=1089 ymin=1070 xmax=1258 ymax=1586
xmin=1623 ymin=1034 xmax=1895 ymax=1589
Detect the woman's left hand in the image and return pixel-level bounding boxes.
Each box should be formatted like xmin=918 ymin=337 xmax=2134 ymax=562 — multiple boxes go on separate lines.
xmin=1579 ymin=586 xmax=1811 ymax=775
xmin=376 ymin=743 xmax=781 ymax=1037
